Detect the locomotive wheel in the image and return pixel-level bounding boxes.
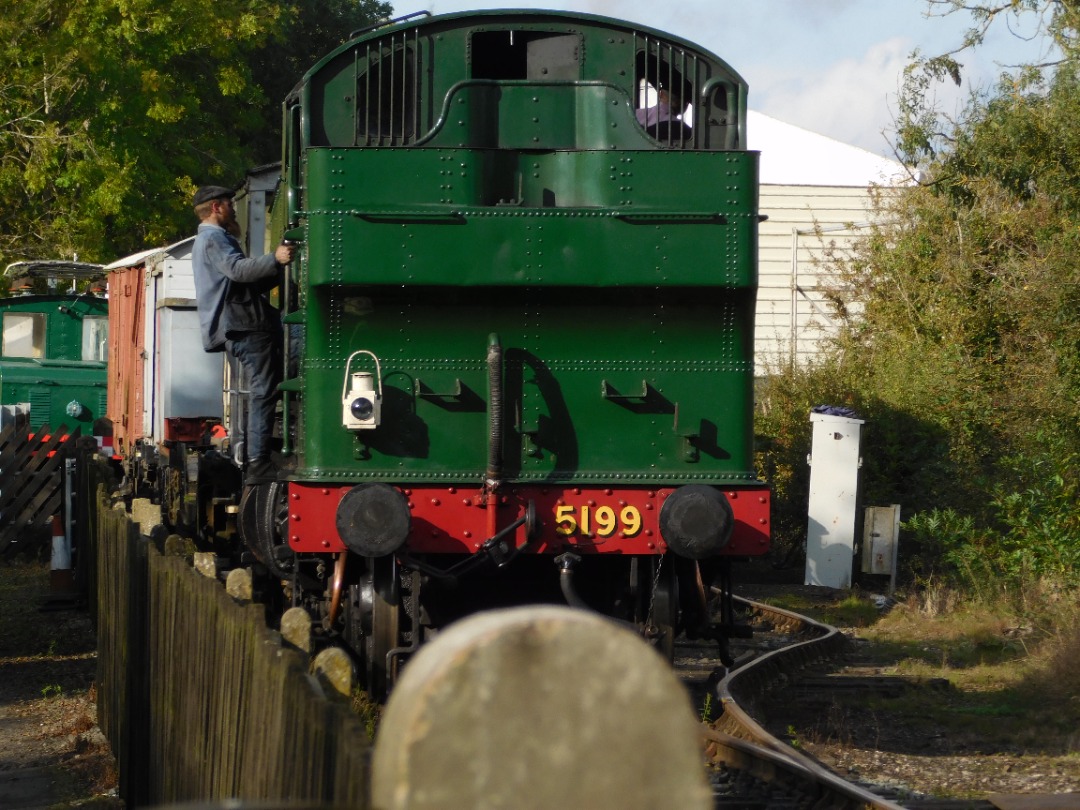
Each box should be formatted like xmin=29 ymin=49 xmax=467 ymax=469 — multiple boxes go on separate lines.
xmin=343 ymin=555 xmax=409 ymax=699
xmin=651 ymin=557 xmax=712 ymax=659
xmin=367 ymin=555 xmax=402 ymax=699
xmin=237 ymin=481 xmax=292 ymax=577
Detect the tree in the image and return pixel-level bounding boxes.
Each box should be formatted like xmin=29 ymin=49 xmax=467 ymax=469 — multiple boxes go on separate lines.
xmin=871 ymin=3 xmax=1080 ymax=459
xmin=0 ymin=0 xmax=390 ymax=281
xmin=759 ymin=1 xmax=1080 ymax=589
xmin=249 ymin=0 xmax=393 ymax=159
xmin=899 ymin=0 xmax=1079 ymax=167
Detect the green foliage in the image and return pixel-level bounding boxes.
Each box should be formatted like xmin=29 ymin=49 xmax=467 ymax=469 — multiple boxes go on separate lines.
xmin=822 ymin=595 xmax=881 ymax=628
xmin=700 ymin=693 xmax=713 ymax=724
xmin=754 ymin=364 xmax=834 ymax=556
xmin=785 ymin=724 xmax=802 ymax=749
xmin=351 ymin=687 xmax=382 ymax=740
xmin=902 ymin=509 xmax=988 ymax=587
xmin=911 ymin=449 xmax=1080 ymax=598
xmin=755 ymin=355 xmax=983 ymax=561
xmin=0 ymin=0 xmax=389 ymax=266
xmin=757 ymin=2 xmax=1080 ymax=595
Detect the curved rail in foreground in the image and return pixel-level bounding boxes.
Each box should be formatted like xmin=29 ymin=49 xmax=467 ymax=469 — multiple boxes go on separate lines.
xmin=702 ymin=597 xmax=907 ymax=810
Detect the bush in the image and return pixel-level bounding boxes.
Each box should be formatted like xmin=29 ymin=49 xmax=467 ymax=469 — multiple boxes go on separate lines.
xmin=893 ymin=445 xmax=1080 ymax=597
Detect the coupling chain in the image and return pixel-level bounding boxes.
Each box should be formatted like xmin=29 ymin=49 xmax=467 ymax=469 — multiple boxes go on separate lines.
xmin=645 ymin=552 xmax=665 ymax=632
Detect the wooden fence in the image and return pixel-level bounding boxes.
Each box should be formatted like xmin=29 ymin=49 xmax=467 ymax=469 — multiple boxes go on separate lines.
xmin=83 ymin=454 xmax=371 ymax=808
xmin=0 ymin=423 xmax=81 ymax=557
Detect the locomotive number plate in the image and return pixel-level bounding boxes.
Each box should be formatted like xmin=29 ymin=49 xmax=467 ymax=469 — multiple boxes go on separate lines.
xmin=554 ymin=504 xmax=642 ymax=538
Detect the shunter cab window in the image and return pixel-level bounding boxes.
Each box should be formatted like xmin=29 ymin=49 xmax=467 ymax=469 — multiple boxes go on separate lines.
xmin=82 ymin=316 xmax=108 ymax=363
xmin=2 ymin=313 xmax=46 ymax=358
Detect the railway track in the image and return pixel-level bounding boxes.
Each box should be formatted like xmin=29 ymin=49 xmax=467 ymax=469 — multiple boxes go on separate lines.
xmin=177 ymin=541 xmax=1009 ymax=808
xmin=683 ymin=598 xmax=998 ymax=810
xmin=243 ymin=550 xmax=894 ymax=807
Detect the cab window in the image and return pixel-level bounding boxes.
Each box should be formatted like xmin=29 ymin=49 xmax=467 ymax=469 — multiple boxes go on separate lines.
xmin=82 ymin=316 xmax=108 ymax=363
xmin=2 ymin=313 xmax=46 ymax=358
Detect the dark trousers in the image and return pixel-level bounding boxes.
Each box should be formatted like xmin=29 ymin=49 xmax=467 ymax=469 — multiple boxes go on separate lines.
xmin=226 ymin=330 xmax=281 ymax=463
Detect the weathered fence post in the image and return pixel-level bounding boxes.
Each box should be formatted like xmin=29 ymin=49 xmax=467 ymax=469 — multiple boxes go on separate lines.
xmin=88 ymin=477 xmax=372 ymax=807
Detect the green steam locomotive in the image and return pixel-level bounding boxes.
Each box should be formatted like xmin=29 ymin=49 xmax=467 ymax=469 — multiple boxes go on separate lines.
xmin=236 ymin=8 xmax=770 ymax=696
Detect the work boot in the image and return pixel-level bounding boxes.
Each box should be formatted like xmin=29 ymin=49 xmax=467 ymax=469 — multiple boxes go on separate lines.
xmin=245 ymin=457 xmax=278 ymax=486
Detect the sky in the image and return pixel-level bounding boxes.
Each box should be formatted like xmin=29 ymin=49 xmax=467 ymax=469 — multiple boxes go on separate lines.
xmin=385 ymin=0 xmax=1056 ymax=157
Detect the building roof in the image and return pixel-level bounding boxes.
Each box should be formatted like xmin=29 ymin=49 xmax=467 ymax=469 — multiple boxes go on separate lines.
xmin=748 ymin=111 xmax=909 ymax=187
xmin=4 ymin=260 xmax=104 ymax=280
xmin=103 ymin=236 xmax=195 ymax=271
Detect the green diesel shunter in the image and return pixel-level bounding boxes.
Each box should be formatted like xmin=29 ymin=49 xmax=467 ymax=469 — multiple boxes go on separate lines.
xmin=0 ymin=265 xmax=109 ymax=437
xmin=242 ymin=9 xmax=770 ymax=695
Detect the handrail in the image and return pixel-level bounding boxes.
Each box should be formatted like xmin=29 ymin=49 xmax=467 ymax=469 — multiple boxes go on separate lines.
xmin=349 ymin=10 xmax=431 ymax=40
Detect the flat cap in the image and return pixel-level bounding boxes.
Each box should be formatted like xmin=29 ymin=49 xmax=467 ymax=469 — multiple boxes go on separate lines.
xmin=193 ymin=185 xmax=235 ymax=206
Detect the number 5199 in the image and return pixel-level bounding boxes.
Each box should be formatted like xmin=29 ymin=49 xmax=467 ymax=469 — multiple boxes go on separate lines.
xmin=554 ymin=504 xmax=643 ymax=538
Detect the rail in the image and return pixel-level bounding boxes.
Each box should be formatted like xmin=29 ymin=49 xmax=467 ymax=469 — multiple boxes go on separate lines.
xmin=703 ymin=598 xmax=907 ymax=810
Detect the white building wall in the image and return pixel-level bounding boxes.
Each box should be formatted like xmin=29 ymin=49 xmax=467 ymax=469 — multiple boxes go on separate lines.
xmin=755 ymin=184 xmax=875 ymax=373
xmin=747 ymin=111 xmax=908 ymax=374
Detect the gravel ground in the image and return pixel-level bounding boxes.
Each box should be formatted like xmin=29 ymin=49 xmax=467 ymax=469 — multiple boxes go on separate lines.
xmin=0 ymin=560 xmax=121 ymax=809
xmin=4 ymin=557 xmax=1080 ymax=807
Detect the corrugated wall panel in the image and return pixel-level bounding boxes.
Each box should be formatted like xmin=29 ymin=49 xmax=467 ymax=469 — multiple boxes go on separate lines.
xmin=755 ymin=183 xmax=884 ymax=373
xmin=106 ymin=264 xmax=147 ymax=456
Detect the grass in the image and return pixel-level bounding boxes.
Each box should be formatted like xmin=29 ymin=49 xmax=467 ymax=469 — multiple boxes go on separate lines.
xmin=756 ymin=590 xmax=882 ymax=628
xmin=351 ymin=688 xmax=383 ymax=740
xmin=700 ymin=692 xmax=714 ymax=723
xmin=766 ymin=585 xmax=1080 ymax=755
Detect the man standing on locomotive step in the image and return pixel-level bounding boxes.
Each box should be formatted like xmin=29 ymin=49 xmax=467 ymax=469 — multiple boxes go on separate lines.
xmin=192 ymin=185 xmax=294 ymax=486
